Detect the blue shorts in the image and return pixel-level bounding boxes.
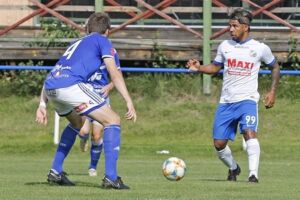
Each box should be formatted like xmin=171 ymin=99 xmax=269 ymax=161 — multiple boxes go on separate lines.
xmin=213 ymin=100 xmax=258 ymax=141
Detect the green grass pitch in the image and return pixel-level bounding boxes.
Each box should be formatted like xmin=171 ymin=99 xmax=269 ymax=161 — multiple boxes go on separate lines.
xmin=0 ymin=90 xmax=300 ymax=200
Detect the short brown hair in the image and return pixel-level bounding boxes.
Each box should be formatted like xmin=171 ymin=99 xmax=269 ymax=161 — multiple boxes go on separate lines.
xmin=86 ymin=12 xmax=111 ymax=34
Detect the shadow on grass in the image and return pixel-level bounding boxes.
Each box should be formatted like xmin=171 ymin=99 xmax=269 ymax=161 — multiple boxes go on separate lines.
xmin=25 ymin=181 xmax=100 ymax=188
xmin=199 ymin=178 xmax=248 ymax=183
xmin=62 ymin=172 xmax=89 ymax=176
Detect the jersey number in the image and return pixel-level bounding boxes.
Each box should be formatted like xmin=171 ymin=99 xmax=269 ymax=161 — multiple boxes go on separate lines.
xmin=63 ymin=40 xmax=82 ymax=60
xmin=245 ymin=115 xmax=256 ymax=125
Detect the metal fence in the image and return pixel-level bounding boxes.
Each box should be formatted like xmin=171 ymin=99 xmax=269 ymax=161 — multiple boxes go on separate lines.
xmin=0 ymin=65 xmax=300 ymax=75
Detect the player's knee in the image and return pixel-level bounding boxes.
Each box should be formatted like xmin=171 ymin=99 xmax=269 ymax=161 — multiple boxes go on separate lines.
xmin=70 ymin=121 xmax=83 ymax=130
xmin=92 ymin=133 xmax=102 ymax=142
xmin=101 ymin=115 xmax=120 ymax=126
xmin=79 ymin=127 xmax=89 ymax=135
xmin=243 ymin=129 xmax=257 ymax=140
xmin=214 ymin=140 xmax=227 ymax=151
xmin=66 ymin=112 xmax=84 ymax=129
xmin=109 ymin=114 xmax=121 ymax=125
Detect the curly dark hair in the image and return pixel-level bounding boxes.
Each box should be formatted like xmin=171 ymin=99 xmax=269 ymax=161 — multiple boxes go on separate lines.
xmin=229 ymin=8 xmax=253 ymax=25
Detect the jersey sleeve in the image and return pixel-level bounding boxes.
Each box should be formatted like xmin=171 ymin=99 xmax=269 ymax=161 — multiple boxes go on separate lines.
xmin=114 ymin=52 xmax=121 ymax=70
xmin=97 ymin=36 xmax=114 ymax=59
xmin=213 ymin=42 xmax=225 ymax=66
xmin=261 ymin=43 xmax=276 ymax=66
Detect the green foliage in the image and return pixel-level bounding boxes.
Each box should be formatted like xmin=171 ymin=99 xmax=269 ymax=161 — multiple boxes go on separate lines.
xmin=125 ymin=73 xmax=216 ymax=100
xmin=259 ymin=75 xmax=300 ymax=100
xmin=287 ymin=35 xmax=299 ymax=70
xmin=148 ymin=42 xmax=181 ymax=68
xmin=25 ymin=18 xmax=81 ymax=48
xmin=276 ymin=76 xmax=300 ymax=100
xmin=0 ymin=60 xmax=47 ymax=96
xmin=0 ymin=18 xmax=82 ymax=96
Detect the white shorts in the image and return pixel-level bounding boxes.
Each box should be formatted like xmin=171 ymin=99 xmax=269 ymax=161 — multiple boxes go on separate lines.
xmin=45 ymin=83 xmax=106 ymax=116
xmin=86 ymin=97 xmax=110 ymax=125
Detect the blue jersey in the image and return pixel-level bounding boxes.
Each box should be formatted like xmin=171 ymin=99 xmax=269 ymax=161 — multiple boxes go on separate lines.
xmin=44 ymin=33 xmax=115 ymax=89
xmin=87 ymin=51 xmax=120 ymax=94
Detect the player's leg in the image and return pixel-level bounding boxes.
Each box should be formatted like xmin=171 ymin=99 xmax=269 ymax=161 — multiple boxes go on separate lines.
xmin=242 ymin=137 xmax=247 ymax=151
xmin=239 ymin=100 xmax=260 ymax=183
xmin=45 ymin=83 xmax=105 ymax=186
xmin=243 ymin=131 xmax=259 ymax=183
xmin=48 ymin=111 xmax=83 ymax=186
xmin=78 ymin=118 xmax=90 ymax=152
xmin=59 ymin=83 xmax=128 ymax=189
xmin=87 ymin=106 xmax=129 ymax=189
xmin=213 ymin=103 xmax=240 ymax=181
xmin=88 ymin=121 xmax=104 ymax=176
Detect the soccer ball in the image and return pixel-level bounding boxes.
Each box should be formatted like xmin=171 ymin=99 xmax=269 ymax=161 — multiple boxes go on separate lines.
xmin=162 ymin=157 xmax=186 ymax=181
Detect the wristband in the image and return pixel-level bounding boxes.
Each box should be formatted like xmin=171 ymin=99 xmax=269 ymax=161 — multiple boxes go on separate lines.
xmin=39 ymin=102 xmax=47 ymax=108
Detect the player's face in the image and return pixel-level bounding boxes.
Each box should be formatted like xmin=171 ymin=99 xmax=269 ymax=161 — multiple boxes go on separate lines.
xmin=229 ymin=20 xmax=249 ymax=41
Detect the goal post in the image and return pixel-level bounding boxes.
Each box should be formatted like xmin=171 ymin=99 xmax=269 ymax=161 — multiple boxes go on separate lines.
xmin=53 ymin=112 xmax=60 ymax=144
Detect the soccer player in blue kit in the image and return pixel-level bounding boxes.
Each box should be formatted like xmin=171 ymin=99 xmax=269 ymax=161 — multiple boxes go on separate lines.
xmin=78 ymin=51 xmax=122 ymax=177
xmin=36 ymin=12 xmax=136 ymax=189
xmin=37 ymin=52 xmax=121 ymax=177
xmin=186 ymin=9 xmax=280 ymax=183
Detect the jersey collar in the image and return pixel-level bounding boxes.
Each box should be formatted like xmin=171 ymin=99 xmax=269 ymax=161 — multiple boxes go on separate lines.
xmin=233 ymin=37 xmax=252 ymax=45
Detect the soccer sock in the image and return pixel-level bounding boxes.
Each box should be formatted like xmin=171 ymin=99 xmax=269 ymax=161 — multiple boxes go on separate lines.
xmin=103 ymin=125 xmax=121 ymax=181
xmin=217 ymin=145 xmax=238 ymax=170
xmin=246 ymin=138 xmax=260 ymax=178
xmin=89 ymin=139 xmax=103 ymax=170
xmin=51 ymin=124 xmax=79 ymax=174
xmin=78 ymin=133 xmax=89 ymax=140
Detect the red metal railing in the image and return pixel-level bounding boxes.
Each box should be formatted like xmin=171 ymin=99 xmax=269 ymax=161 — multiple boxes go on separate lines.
xmin=0 ymin=0 xmax=299 ymax=38
xmin=211 ymin=0 xmax=300 ymax=39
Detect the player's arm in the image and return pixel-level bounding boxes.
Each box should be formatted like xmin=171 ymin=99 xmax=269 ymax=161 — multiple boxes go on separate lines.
xmin=35 ymin=85 xmax=48 ymax=125
xmin=186 ymin=59 xmax=222 ymax=74
xmin=100 ymin=82 xmax=114 ymax=98
xmin=104 ymin=57 xmax=137 ymax=122
xmin=264 ymin=61 xmax=280 ymax=109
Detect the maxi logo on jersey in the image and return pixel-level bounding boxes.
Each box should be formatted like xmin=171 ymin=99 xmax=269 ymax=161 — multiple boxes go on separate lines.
xmin=227 ymin=58 xmax=254 ymax=76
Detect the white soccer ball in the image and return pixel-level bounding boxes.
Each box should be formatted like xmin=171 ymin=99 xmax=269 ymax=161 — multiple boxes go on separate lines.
xmin=162 ymin=157 xmax=186 ymax=181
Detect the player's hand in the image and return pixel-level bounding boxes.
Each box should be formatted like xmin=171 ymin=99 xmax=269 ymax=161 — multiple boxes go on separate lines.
xmin=263 ymin=91 xmax=276 ymax=109
xmin=125 ymin=102 xmax=137 ymax=122
xmin=35 ymin=106 xmax=48 ymax=125
xmin=186 ymin=59 xmax=201 ymax=72
xmin=100 ymin=84 xmax=114 ymax=98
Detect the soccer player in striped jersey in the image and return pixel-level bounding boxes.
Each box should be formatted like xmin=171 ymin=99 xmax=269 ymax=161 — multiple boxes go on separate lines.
xmin=36 ymin=12 xmax=136 ymax=189
xmin=186 ymin=8 xmax=280 ymax=183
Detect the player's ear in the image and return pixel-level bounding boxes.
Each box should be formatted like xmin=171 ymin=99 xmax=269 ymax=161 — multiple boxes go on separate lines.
xmin=105 ymin=29 xmax=109 ymax=36
xmin=243 ymin=24 xmax=250 ymax=32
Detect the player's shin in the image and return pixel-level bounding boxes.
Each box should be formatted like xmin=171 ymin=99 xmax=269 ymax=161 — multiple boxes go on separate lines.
xmin=52 ymin=124 xmax=79 ymax=173
xmin=103 ymin=125 xmax=121 ymax=181
xmin=89 ymin=139 xmax=103 ymax=169
xmin=216 ymin=145 xmax=237 ymax=170
xmin=246 ymin=138 xmax=260 ymax=178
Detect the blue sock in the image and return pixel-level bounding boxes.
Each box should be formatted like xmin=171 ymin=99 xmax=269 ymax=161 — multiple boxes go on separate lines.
xmin=78 ymin=133 xmax=89 ymax=140
xmin=51 ymin=124 xmax=79 ymax=174
xmin=103 ymin=125 xmax=121 ymax=181
xmin=89 ymin=141 xmax=103 ymax=169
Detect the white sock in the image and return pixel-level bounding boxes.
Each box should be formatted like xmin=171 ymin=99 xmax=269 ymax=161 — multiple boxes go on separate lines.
xmin=217 ymin=145 xmax=237 ymax=170
xmin=242 ymin=137 xmax=247 ymax=151
xmin=246 ymin=138 xmax=260 ymax=178
xmin=92 ymin=138 xmax=103 ymax=146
